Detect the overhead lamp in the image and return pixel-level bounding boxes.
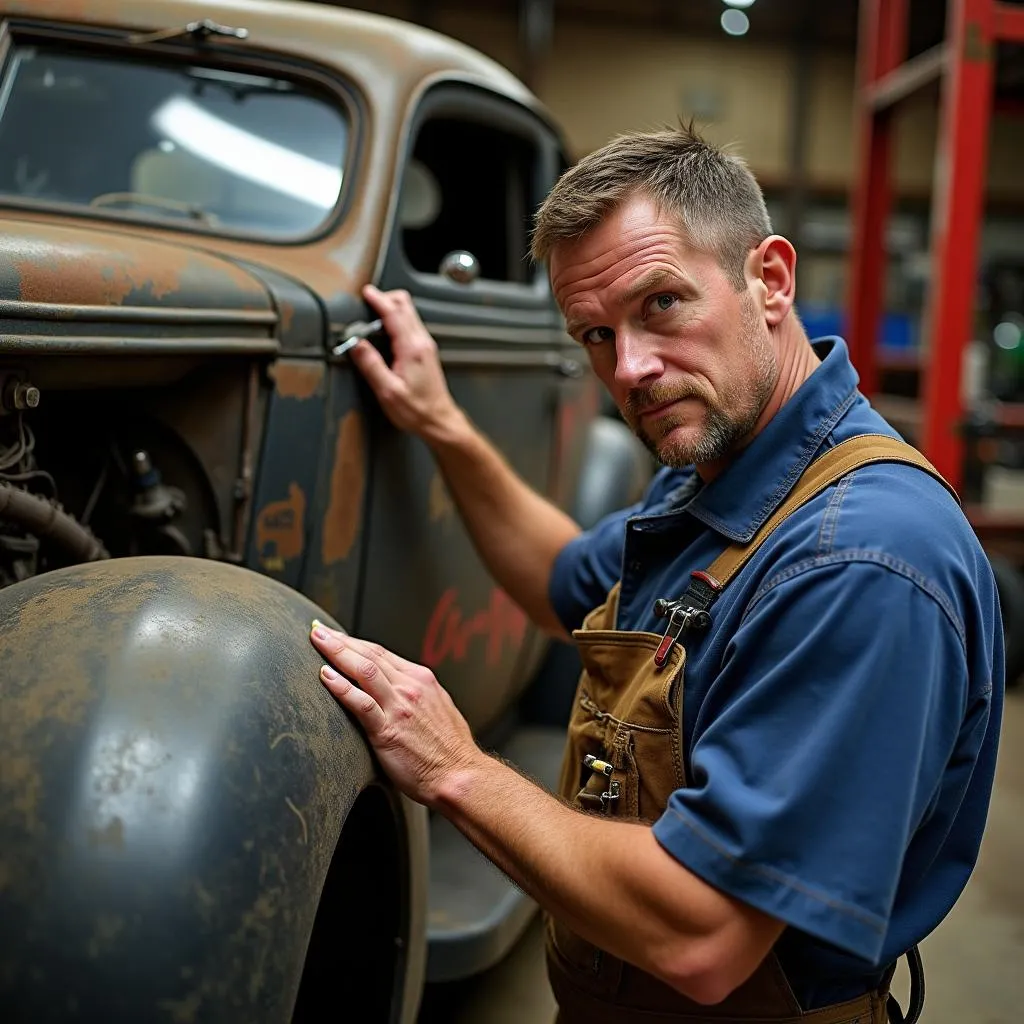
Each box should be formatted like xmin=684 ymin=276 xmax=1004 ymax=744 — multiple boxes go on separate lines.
xmin=994 ymin=318 xmax=1022 ymax=351
xmin=723 ymin=0 xmax=756 ymax=7
xmin=721 ymin=9 xmax=750 ymax=35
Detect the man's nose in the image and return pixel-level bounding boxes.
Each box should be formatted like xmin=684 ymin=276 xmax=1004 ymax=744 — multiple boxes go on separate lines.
xmin=613 ymin=331 xmax=662 ymax=389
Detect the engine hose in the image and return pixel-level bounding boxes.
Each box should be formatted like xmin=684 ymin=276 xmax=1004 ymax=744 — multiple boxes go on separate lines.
xmin=0 ymin=482 xmax=110 ymax=562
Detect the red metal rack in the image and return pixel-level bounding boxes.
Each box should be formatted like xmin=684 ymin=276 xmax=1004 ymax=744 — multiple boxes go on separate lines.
xmin=846 ymin=0 xmax=1024 ymax=493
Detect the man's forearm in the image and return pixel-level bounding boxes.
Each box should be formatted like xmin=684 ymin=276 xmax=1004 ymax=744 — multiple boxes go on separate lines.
xmin=434 ymin=753 xmax=781 ymax=1003
xmin=425 ymin=409 xmax=580 ymax=637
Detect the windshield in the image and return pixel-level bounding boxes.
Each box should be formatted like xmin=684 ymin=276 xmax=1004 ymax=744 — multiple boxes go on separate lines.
xmin=0 ymin=46 xmax=350 ymax=238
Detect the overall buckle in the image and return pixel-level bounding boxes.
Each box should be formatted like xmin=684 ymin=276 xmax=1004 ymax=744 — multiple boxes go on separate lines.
xmin=651 ymin=570 xmax=721 ymax=666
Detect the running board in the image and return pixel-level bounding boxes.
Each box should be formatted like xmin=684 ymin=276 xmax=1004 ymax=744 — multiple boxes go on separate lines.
xmin=425 ymin=724 xmax=566 ymax=983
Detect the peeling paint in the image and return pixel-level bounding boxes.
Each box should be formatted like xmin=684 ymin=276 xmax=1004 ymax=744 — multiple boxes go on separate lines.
xmin=321 ymin=411 xmax=366 ymax=564
xmin=278 ymin=300 xmax=296 ymax=334
xmin=268 ymin=361 xmax=324 ymax=401
xmin=255 ymin=483 xmax=307 ymax=570
xmin=2 ymin=221 xmax=270 ymax=310
xmin=428 ymin=471 xmax=455 ymax=523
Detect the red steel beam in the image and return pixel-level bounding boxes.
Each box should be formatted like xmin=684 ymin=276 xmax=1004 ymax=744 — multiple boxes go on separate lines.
xmin=920 ymin=0 xmax=995 ymax=490
xmin=845 ymin=0 xmax=908 ymax=397
xmin=994 ymin=1 xmax=1024 ymax=41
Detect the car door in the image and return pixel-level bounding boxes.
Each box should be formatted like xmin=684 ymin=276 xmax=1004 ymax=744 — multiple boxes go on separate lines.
xmin=356 ymin=83 xmax=593 ymax=739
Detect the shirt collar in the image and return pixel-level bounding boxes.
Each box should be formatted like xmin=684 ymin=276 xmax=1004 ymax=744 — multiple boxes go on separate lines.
xmin=682 ymin=337 xmax=860 ymax=543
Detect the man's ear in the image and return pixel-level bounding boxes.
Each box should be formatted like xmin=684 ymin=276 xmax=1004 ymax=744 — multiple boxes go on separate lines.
xmin=747 ymin=236 xmax=796 ymax=328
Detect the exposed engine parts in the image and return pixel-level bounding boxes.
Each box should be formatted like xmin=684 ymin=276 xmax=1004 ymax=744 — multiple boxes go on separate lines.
xmin=0 ymin=399 xmax=109 ymax=587
xmin=0 ymin=393 xmax=200 ymax=588
xmin=127 ymin=449 xmax=192 ymax=556
xmin=1 ymin=377 xmax=40 ymax=414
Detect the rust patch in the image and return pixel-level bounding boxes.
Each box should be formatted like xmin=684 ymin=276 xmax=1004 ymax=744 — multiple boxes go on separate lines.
xmin=428 ymin=471 xmax=454 ymax=523
xmin=4 ymin=221 xmax=268 ymax=307
xmin=255 ymin=483 xmax=307 ymax=571
xmin=12 ymin=240 xmax=188 ymax=306
xmin=322 ymin=411 xmax=366 ymax=564
xmin=268 ymin=361 xmax=324 ymax=401
xmin=278 ymin=299 xmax=295 ymax=333
xmin=0 ymin=585 xmax=97 ymax=843
xmin=5 ymin=754 xmax=42 ymax=836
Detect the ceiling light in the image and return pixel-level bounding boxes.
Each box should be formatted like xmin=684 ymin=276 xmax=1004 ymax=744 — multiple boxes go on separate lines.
xmin=994 ymin=318 xmax=1022 ymax=351
xmin=723 ymin=0 xmax=756 ymax=8
xmin=721 ymin=9 xmax=750 ymax=35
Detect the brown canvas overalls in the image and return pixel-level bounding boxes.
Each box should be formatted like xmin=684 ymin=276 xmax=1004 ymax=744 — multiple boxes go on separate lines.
xmin=547 ymin=436 xmax=950 ymax=1024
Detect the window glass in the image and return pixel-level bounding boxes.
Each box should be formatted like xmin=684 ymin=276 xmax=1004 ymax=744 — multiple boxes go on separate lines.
xmin=0 ymin=46 xmax=349 ymax=238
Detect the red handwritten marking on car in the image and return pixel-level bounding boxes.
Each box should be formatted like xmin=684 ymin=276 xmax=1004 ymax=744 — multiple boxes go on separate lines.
xmin=422 ymin=587 xmax=527 ymax=668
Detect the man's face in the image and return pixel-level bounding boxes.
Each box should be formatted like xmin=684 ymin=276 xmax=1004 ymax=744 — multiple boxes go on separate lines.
xmin=550 ymin=194 xmax=778 ymax=469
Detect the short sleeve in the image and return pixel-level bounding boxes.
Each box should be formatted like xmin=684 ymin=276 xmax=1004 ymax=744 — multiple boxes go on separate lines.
xmin=549 ymin=467 xmax=694 ymax=632
xmin=651 ymin=557 xmax=974 ymax=963
xmin=548 ymin=504 xmax=635 ymax=633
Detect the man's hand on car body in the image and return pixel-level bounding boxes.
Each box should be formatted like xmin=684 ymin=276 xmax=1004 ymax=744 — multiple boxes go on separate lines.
xmin=310 ymin=621 xmax=481 ymax=806
xmin=347 ymin=285 xmax=465 ymax=445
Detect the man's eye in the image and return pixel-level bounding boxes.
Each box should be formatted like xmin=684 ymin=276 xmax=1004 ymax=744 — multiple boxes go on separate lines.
xmin=651 ymin=293 xmax=677 ymax=313
xmin=582 ymin=326 xmax=614 ymax=345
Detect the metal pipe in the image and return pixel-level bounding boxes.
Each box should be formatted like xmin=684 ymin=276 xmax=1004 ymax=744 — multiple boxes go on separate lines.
xmin=0 ymin=483 xmax=109 ymax=562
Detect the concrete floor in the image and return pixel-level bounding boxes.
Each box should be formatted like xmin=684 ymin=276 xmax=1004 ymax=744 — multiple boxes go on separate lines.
xmin=421 ymin=687 xmax=1024 ymax=1023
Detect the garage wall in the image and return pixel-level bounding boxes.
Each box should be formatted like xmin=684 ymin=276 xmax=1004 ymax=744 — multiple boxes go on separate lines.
xmin=347 ymin=2 xmax=1024 ymax=203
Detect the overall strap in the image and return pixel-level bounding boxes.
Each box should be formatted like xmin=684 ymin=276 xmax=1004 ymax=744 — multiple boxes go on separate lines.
xmin=705 ymin=433 xmax=956 ymax=589
xmin=651 ymin=435 xmax=955 ymax=665
xmin=704 ymin=434 xmax=943 ymax=1024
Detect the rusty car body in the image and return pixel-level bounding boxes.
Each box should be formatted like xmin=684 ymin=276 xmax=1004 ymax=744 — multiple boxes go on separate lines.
xmin=0 ymin=2 xmax=652 ymax=1020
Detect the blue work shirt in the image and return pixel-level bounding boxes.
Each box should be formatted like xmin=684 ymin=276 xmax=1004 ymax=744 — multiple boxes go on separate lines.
xmin=550 ymin=338 xmax=1003 ymax=1010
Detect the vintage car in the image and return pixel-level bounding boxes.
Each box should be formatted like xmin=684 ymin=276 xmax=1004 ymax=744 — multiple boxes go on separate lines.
xmin=0 ymin=2 xmax=652 ymax=1020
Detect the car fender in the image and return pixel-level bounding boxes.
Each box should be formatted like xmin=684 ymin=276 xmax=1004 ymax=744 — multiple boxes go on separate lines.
xmin=0 ymin=556 xmax=427 ymax=1023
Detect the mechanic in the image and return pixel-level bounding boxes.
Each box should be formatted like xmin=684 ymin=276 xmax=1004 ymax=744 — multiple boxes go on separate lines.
xmin=309 ymin=124 xmax=1003 ymax=1024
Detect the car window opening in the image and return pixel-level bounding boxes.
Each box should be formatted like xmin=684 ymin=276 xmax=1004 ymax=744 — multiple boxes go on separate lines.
xmin=400 ymin=117 xmax=538 ymax=285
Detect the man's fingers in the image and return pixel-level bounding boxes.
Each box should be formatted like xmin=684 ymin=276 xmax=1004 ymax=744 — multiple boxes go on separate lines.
xmin=363 ymin=284 xmax=426 ymax=341
xmin=348 ymin=338 xmax=400 ymax=393
xmin=311 ymin=625 xmax=395 ymax=702
xmin=312 ymin=623 xmax=424 ymax=677
xmin=320 ymin=665 xmax=388 ymax=734
xmin=337 ymin=633 xmax=428 ymax=677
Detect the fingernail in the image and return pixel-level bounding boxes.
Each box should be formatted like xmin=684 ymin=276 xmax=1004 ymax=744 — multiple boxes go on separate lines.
xmin=312 ymin=627 xmax=329 ymax=642
xmin=311 ymin=618 xmax=323 ymax=629
xmin=321 ymin=665 xmax=340 ymax=682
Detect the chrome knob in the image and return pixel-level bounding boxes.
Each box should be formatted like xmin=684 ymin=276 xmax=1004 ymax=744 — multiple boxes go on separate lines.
xmin=439 ymin=250 xmax=479 ymax=285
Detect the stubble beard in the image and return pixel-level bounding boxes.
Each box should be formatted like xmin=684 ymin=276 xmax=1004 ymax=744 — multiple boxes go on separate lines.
xmin=623 ymin=302 xmax=778 ymax=470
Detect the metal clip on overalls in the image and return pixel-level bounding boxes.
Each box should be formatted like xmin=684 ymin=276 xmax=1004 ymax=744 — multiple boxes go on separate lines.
xmin=578 ymin=753 xmax=619 ymax=812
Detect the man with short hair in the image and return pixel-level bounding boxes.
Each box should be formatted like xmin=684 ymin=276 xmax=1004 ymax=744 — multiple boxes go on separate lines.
xmin=310 ymin=125 xmax=1003 ymax=1023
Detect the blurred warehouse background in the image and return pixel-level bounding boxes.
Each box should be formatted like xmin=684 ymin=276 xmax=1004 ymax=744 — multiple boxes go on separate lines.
xmin=339 ymin=0 xmax=1024 ymax=408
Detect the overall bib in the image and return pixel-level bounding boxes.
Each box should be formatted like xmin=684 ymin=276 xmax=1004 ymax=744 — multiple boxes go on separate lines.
xmin=547 ymin=436 xmax=952 ymax=1024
